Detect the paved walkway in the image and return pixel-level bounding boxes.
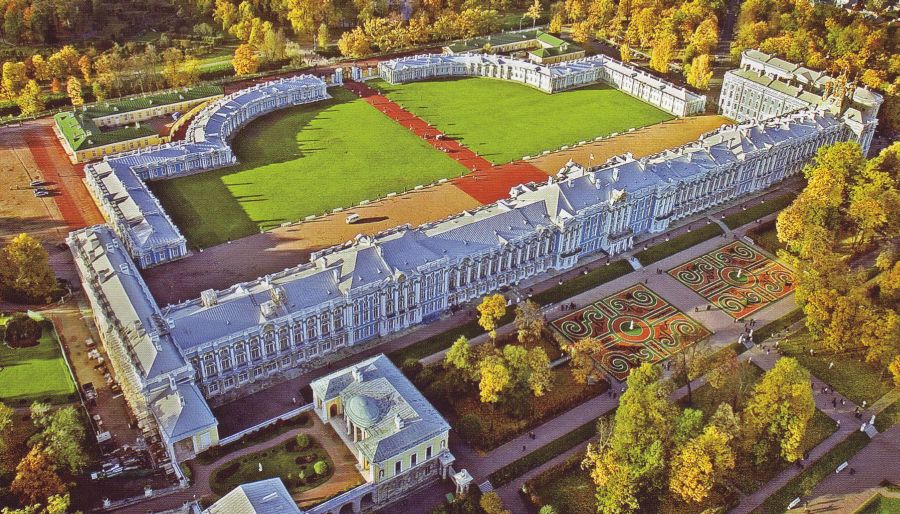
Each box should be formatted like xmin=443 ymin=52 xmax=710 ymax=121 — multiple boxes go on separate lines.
xmin=343 ymin=80 xmax=550 ymax=204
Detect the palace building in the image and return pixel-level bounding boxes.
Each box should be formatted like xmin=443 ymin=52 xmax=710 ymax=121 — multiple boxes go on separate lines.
xmin=378 ymin=53 xmax=707 ymax=117
xmin=719 ymin=49 xmax=882 ymax=154
xmin=67 ymin=55 xmax=873 ymax=489
xmin=83 ymin=75 xmax=332 ymax=269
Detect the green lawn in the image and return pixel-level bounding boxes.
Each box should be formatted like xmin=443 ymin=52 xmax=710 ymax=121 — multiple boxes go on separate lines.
xmin=635 ymin=224 xmax=723 ymax=266
xmin=754 ymin=432 xmax=870 ymax=514
xmin=856 ymin=494 xmax=900 ymax=514
xmin=0 ymin=316 xmax=76 ymax=405
xmin=209 ymin=436 xmax=334 ymax=496
xmin=779 ymin=327 xmax=895 ymax=406
xmin=723 ymin=193 xmax=797 ymax=230
xmin=372 ymin=78 xmax=674 ymax=164
xmin=150 ymin=87 xmax=467 ymax=248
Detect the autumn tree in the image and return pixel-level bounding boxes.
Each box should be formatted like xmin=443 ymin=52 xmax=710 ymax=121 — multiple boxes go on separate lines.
xmin=582 ymin=363 xmax=676 ymax=513
xmin=317 ymin=23 xmax=330 ymax=50
xmin=525 ymin=0 xmax=542 ymax=29
xmin=232 ymin=44 xmax=260 ymax=76
xmin=685 ymin=54 xmax=713 ymax=90
xmin=565 ymin=336 xmax=607 ymax=384
xmin=514 ymin=300 xmax=544 ymax=346
xmin=650 ymin=30 xmax=676 ymax=74
xmin=0 ymin=402 xmax=13 ymax=473
xmin=480 ymin=491 xmax=508 ymax=514
xmin=619 ymin=43 xmax=632 ymax=63
xmin=742 ymin=358 xmax=814 ymax=465
xmin=478 ymin=353 xmax=510 ymax=404
xmin=669 ymin=425 xmax=735 ymax=503
xmin=2 ymin=61 xmax=28 ymax=99
xmin=549 ymin=13 xmax=563 ymax=34
xmin=66 ymin=76 xmax=83 ymax=107
xmin=0 ymin=233 xmax=58 ymax=304
xmin=477 ymin=294 xmax=507 ymax=342
xmin=338 ymin=27 xmax=372 ymax=58
xmin=444 ymin=335 xmax=476 ymax=383
xmin=16 ymin=80 xmax=44 ymax=117
xmin=10 ymin=446 xmax=66 ymax=506
xmin=286 ymin=0 xmax=334 ymax=39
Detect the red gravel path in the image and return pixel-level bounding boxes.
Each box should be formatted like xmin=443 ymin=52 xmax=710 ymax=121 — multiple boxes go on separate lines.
xmin=343 ymin=81 xmax=550 ymax=205
xmin=24 ymin=125 xmax=99 ymax=231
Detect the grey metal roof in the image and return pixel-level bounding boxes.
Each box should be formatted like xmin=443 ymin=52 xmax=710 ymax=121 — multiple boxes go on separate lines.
xmin=204 ymin=478 xmax=301 ymax=514
xmin=68 ymin=226 xmax=187 ymax=379
xmin=149 ymin=382 xmax=217 ymax=442
xmin=310 ymin=355 xmax=450 ymax=463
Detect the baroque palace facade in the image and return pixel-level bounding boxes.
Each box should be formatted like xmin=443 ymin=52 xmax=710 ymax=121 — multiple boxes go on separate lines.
xmin=379 ymin=53 xmax=707 ymax=117
xmin=720 ymin=49 xmax=882 ymax=155
xmin=67 ymin=55 xmax=872 ymax=484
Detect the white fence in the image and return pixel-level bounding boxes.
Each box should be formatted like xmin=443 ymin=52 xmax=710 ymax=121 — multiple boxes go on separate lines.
xmin=218 ymin=403 xmax=314 ymax=446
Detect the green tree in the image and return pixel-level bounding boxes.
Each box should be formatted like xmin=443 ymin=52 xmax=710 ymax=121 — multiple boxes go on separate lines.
xmin=316 ymin=22 xmax=329 ymax=50
xmin=742 ymin=358 xmax=814 ymax=465
xmin=31 ymin=406 xmax=87 ymax=473
xmin=582 ymin=363 xmax=676 ymax=513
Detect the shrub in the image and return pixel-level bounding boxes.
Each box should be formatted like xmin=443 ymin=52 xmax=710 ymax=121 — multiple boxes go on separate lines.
xmin=3 ymin=314 xmax=42 ymax=348
xmin=313 ymin=460 xmax=328 ymax=475
xmin=457 ymin=414 xmax=483 ymax=442
xmin=295 ymin=433 xmax=310 ymax=450
xmin=401 ymin=358 xmax=423 ymax=379
xmin=295 ymin=455 xmax=305 ymax=465
xmin=218 ymin=462 xmax=240 ymax=480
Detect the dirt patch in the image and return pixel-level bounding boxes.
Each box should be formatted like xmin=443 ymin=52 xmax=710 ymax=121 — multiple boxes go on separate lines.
xmin=529 ymin=115 xmax=733 ymax=173
xmin=142 ymin=183 xmax=480 ymax=305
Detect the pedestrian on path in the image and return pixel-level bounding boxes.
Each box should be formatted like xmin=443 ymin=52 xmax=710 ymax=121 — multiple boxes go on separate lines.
xmin=833 ymin=398 xmax=837 ymax=408
xmin=522 ymin=445 xmax=526 ymax=452
xmin=837 ymin=419 xmax=841 ymax=428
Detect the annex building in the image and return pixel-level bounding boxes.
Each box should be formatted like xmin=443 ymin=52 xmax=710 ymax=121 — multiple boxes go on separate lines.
xmin=443 ymin=29 xmax=586 ymax=65
xmin=53 ymin=85 xmax=224 ymax=164
xmin=720 ymin=49 xmax=882 ymax=154
xmin=379 ymin=53 xmax=707 ymax=117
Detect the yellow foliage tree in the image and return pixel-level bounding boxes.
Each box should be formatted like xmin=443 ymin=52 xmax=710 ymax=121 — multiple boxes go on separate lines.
xmin=669 ymin=426 xmax=735 ymax=503
xmin=232 ymin=44 xmax=260 ymax=76
xmin=477 ymin=293 xmax=507 ymax=341
xmin=478 ymin=354 xmax=509 ymax=404
xmin=525 ymin=0 xmax=542 ymax=29
xmin=337 ymin=27 xmax=372 ymax=58
xmin=620 ymin=43 xmax=632 ymax=63
xmin=685 ymin=54 xmax=713 ymax=90
xmin=649 ymin=30 xmax=676 ymax=74
xmin=66 ymin=76 xmax=83 ymax=107
xmin=10 ymin=446 xmax=66 ymax=506
xmin=16 ymin=80 xmax=44 ymax=116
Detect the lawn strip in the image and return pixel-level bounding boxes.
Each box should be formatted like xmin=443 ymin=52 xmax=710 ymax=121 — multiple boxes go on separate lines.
xmin=723 ymin=192 xmax=797 ymax=229
xmin=635 ymin=224 xmax=723 ymax=266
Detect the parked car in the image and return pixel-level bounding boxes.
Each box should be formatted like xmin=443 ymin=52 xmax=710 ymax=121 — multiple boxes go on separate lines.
xmin=29 ymin=179 xmax=45 ymax=187
xmin=34 ymin=189 xmax=50 ymax=197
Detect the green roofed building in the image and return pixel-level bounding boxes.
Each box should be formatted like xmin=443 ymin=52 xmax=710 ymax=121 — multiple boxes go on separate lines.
xmin=53 ymin=85 xmax=224 ymax=163
xmin=443 ymin=29 xmax=585 ymax=65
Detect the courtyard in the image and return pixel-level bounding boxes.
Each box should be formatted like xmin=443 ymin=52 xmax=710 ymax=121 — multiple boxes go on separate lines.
xmin=0 ymin=314 xmax=77 ymax=405
xmin=668 ymin=241 xmax=796 ymax=320
xmin=371 ymin=77 xmax=674 ymax=164
xmin=550 ymin=283 xmax=712 ymax=381
xmin=149 ymin=87 xmax=468 ymax=248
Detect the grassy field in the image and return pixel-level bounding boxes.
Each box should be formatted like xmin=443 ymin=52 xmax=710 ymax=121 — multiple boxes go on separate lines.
xmin=209 ymin=436 xmax=333 ymax=496
xmin=857 ymin=494 xmax=900 ymax=514
xmin=151 ymin=87 xmax=467 ymax=248
xmin=0 ymin=316 xmax=76 ymax=405
xmin=372 ymin=78 xmax=673 ymax=164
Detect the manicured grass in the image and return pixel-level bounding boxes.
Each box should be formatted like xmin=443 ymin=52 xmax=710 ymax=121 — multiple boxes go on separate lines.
xmin=526 ymin=455 xmax=596 ymax=514
xmin=209 ymin=436 xmax=333 ymax=496
xmin=372 ymin=78 xmax=674 ymax=164
xmin=723 ymin=192 xmax=797 ymax=229
xmin=196 ymin=413 xmax=311 ymax=465
xmin=746 ymin=220 xmax=784 ymax=255
xmin=753 ymin=432 xmax=870 ymax=514
xmin=531 ymin=260 xmax=633 ymax=306
xmin=751 ymin=308 xmax=803 ymax=344
xmin=778 ymin=327 xmax=895 ymax=406
xmin=856 ymin=494 xmax=900 ymax=514
xmin=874 ymin=398 xmax=900 ymax=432
xmin=151 ymin=87 xmax=467 ymax=248
xmin=635 ymin=224 xmax=723 ymax=266
xmin=0 ymin=316 xmax=76 ymax=405
xmin=489 ymin=415 xmax=603 ymax=487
